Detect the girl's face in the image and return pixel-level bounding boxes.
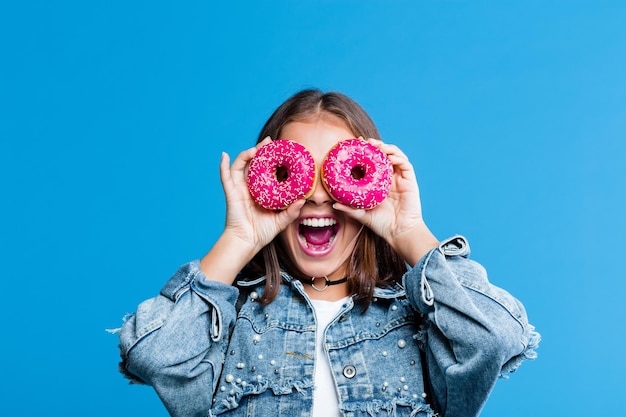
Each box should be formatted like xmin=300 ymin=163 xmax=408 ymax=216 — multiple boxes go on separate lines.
xmin=278 ymin=114 xmax=362 ymax=280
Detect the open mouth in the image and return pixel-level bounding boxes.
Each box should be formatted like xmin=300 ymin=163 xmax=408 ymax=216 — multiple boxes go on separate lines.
xmin=298 ymin=217 xmax=339 ymax=254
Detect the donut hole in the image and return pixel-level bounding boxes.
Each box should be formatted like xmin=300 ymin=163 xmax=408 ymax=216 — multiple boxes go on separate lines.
xmin=350 ymin=165 xmax=366 ymax=180
xmin=275 ymin=165 xmax=289 ymax=182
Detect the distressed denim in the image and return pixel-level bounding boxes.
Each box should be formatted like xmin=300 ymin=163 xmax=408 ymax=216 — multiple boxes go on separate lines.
xmin=118 ymin=236 xmax=539 ymax=417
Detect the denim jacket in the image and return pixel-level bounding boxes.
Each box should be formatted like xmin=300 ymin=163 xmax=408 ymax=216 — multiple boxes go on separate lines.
xmin=118 ymin=236 xmax=539 ymax=417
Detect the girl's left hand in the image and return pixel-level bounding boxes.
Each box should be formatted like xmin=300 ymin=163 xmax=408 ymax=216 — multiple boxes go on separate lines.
xmin=332 ymin=139 xmax=439 ymax=265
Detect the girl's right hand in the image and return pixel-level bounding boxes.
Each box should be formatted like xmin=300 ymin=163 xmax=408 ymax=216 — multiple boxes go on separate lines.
xmin=220 ymin=137 xmax=305 ymax=255
xmin=201 ymin=138 xmax=305 ymax=284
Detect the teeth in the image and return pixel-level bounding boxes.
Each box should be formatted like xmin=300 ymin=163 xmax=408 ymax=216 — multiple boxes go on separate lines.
xmin=300 ymin=218 xmax=337 ymax=227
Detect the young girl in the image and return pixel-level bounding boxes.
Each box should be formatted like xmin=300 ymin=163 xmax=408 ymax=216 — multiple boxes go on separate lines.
xmin=117 ymin=89 xmax=539 ymax=417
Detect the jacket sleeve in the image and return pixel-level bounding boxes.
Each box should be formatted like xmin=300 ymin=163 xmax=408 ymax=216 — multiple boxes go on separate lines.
xmin=403 ymin=236 xmax=540 ymax=417
xmin=118 ymin=261 xmax=239 ymax=417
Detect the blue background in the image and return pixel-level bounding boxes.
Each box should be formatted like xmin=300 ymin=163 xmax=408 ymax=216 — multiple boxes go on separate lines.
xmin=1 ymin=1 xmax=625 ymax=415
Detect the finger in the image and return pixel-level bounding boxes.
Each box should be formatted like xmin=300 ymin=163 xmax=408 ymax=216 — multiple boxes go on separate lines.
xmin=276 ymin=199 xmax=306 ymax=230
xmin=332 ymin=202 xmax=368 ymax=223
xmin=232 ymin=137 xmax=273 ymax=179
xmin=364 ymin=139 xmax=411 ymax=166
xmin=219 ymin=152 xmax=232 ymax=186
xmin=220 ymin=152 xmax=243 ymax=204
xmin=387 ymin=153 xmax=413 ymax=168
xmin=229 ymin=146 xmax=259 ymax=186
xmin=286 ymin=198 xmax=306 ymax=217
xmin=363 ymin=137 xmax=383 ymax=149
xmin=256 ymin=136 xmax=272 ymax=148
xmin=378 ymin=143 xmax=409 ymax=160
xmin=373 ymin=141 xmax=414 ymax=178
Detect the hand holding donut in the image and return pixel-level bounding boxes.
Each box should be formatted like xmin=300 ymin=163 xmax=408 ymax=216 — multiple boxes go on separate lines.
xmin=242 ymin=137 xmax=438 ymax=266
xmin=200 ymin=137 xmax=305 ymax=284
xmin=332 ymin=139 xmax=439 ymax=265
xmin=222 ymin=137 xmax=306 ymax=252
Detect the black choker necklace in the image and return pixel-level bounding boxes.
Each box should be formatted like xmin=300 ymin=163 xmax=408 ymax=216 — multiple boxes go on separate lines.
xmin=304 ymin=276 xmax=348 ymax=292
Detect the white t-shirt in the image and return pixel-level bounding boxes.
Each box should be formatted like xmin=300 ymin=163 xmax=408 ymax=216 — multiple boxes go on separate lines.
xmin=310 ymin=297 xmax=350 ymax=417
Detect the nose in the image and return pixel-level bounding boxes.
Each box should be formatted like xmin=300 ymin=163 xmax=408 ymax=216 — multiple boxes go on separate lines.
xmin=306 ymin=175 xmax=333 ymax=206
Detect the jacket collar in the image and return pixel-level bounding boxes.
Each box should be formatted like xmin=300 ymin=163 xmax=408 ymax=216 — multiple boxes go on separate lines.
xmin=236 ymin=272 xmax=405 ymax=298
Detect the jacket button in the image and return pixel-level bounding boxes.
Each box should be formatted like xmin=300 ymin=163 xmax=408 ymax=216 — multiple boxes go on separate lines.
xmin=343 ymin=365 xmax=357 ymax=379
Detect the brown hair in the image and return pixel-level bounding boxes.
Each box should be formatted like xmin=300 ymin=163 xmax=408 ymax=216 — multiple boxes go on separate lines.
xmin=241 ymin=89 xmax=407 ymax=310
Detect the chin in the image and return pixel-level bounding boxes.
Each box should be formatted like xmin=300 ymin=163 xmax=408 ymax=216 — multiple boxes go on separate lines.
xmin=296 ymin=260 xmax=345 ymax=279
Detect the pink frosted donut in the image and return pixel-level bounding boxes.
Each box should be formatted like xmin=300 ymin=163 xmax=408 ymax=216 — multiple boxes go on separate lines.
xmin=321 ymin=139 xmax=393 ymax=209
xmin=247 ymin=140 xmax=317 ymax=210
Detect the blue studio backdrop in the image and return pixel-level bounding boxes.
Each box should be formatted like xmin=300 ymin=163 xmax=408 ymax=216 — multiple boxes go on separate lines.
xmin=1 ymin=1 xmax=625 ymax=416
